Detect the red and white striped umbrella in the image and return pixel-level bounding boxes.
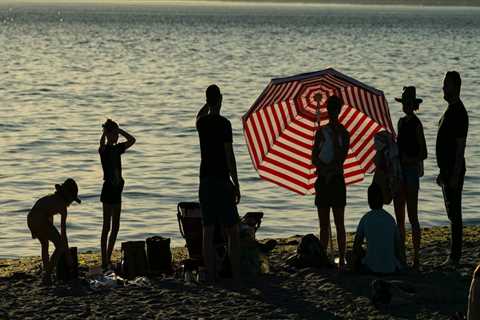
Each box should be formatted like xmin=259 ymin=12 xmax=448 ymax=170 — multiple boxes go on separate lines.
xmin=243 ymin=68 xmax=395 ymax=195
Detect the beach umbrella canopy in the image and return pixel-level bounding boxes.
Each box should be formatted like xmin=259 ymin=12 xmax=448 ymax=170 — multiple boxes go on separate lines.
xmin=243 ymin=68 xmax=395 ymax=195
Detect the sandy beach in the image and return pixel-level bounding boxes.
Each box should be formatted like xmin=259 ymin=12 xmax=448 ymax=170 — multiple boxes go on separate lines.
xmin=1 ymin=225 xmax=478 ymax=319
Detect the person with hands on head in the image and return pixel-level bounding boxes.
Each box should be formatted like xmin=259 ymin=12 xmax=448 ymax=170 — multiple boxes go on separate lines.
xmin=99 ymin=119 xmax=136 ymax=271
xmin=196 ymin=84 xmax=241 ymax=284
xmin=27 ymin=178 xmax=81 ymax=285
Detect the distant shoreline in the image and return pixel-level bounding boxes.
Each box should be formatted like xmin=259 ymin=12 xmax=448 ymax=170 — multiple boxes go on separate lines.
xmin=1 ymin=0 xmax=480 ymax=8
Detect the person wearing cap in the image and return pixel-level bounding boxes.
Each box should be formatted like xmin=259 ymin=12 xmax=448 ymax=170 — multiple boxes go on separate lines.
xmin=394 ymin=86 xmax=427 ymax=269
xmin=27 ymin=178 xmax=81 ymax=284
xmin=312 ymin=95 xmax=350 ymax=270
xmin=99 ymin=119 xmax=136 ymax=270
xmin=436 ymin=71 xmax=469 ymax=268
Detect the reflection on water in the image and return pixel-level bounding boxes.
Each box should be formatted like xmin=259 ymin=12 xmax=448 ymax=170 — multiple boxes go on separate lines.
xmin=0 ymin=3 xmax=479 ymax=257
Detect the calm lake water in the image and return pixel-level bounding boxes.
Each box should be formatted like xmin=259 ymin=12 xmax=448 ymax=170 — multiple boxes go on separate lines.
xmin=0 ymin=2 xmax=479 ymax=257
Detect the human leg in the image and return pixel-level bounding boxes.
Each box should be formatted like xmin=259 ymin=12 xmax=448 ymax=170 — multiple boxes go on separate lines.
xmin=39 ymin=238 xmax=49 ymax=271
xmin=44 ymin=226 xmax=66 ymax=277
xmin=393 ymin=193 xmax=406 ymax=246
xmin=317 ymin=207 xmax=331 ymax=249
xmin=101 ymin=203 xmax=113 ymax=268
xmin=224 ymin=224 xmax=240 ymax=283
xmin=332 ymin=206 xmax=346 ymax=268
xmin=106 ymin=203 xmax=121 ymax=265
xmin=406 ymin=186 xmax=420 ymax=268
xmin=445 ymin=175 xmax=464 ymax=264
xmin=202 ymin=224 xmax=216 ymax=282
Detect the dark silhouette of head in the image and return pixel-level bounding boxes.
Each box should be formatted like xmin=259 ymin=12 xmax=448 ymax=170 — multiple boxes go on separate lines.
xmin=206 ymin=84 xmax=222 ymax=114
xmin=103 ymin=119 xmax=119 ymax=144
xmin=326 ymin=95 xmax=343 ymax=123
xmin=55 ymin=178 xmax=81 ymax=206
xmin=395 ymin=86 xmax=422 ymax=114
xmin=443 ymin=71 xmax=461 ymax=103
xmin=368 ymin=183 xmax=383 ymax=210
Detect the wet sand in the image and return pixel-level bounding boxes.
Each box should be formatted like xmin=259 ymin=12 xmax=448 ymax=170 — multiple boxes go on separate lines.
xmin=1 ymin=226 xmax=478 ymax=319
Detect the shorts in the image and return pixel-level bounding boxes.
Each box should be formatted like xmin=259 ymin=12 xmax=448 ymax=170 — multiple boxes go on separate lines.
xmin=401 ymin=166 xmax=419 ymax=191
xmin=27 ymin=213 xmax=62 ymax=245
xmin=314 ymin=174 xmax=346 ymax=208
xmin=199 ymin=177 xmax=240 ymax=227
xmin=101 ymin=180 xmax=124 ymax=204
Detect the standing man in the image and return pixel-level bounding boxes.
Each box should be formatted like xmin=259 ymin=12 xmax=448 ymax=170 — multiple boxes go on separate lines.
xmin=436 ymin=71 xmax=469 ymax=267
xmin=196 ymin=84 xmax=241 ymax=283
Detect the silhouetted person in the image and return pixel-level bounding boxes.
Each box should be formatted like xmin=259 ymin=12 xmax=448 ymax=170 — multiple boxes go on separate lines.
xmin=196 ymin=84 xmax=241 ymax=283
xmin=436 ymin=71 xmax=468 ymax=267
xmin=27 ymin=178 xmax=81 ymax=284
xmin=393 ymin=86 xmax=427 ymax=269
xmin=312 ymin=95 xmax=350 ymax=270
xmin=352 ymin=183 xmax=406 ymax=274
xmin=99 ymin=119 xmax=136 ymax=270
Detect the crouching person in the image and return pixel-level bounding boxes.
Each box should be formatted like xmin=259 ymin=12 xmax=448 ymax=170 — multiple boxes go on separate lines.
xmin=350 ymin=183 xmax=406 ymax=274
xmin=27 ymin=178 xmax=81 ymax=284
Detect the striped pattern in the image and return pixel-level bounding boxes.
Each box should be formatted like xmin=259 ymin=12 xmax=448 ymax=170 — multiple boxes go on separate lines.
xmin=243 ymin=68 xmax=395 ymax=195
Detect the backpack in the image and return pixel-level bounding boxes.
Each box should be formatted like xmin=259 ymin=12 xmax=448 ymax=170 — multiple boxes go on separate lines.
xmin=146 ymin=236 xmax=173 ymax=275
xmin=56 ymin=247 xmax=78 ymax=282
xmin=120 ymin=241 xmax=148 ymax=280
xmin=289 ymin=234 xmax=329 ymax=268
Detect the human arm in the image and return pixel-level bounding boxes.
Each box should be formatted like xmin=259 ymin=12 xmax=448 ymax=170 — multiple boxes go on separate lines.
xmin=99 ymin=132 xmax=106 ymax=153
xmin=417 ymin=122 xmax=428 ymax=161
xmin=225 ymin=142 xmax=240 ymax=204
xmin=196 ymin=104 xmax=209 ymax=122
xmin=118 ymin=128 xmax=136 ymax=150
xmin=340 ymin=128 xmax=350 ymax=164
xmin=60 ymin=208 xmax=69 ymax=249
xmin=394 ymin=227 xmax=406 ymax=266
xmin=448 ymin=137 xmax=466 ymax=188
xmin=352 ymin=218 xmax=365 ymax=255
xmin=311 ymin=130 xmax=322 ymax=168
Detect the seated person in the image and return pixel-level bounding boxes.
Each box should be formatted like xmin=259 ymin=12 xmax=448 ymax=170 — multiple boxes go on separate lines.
xmin=238 ymin=212 xmax=276 ymax=276
xmin=351 ymin=183 xmax=406 ymax=274
xmin=239 ymin=212 xmax=276 ymax=253
xmin=27 ymin=178 xmax=81 ymax=284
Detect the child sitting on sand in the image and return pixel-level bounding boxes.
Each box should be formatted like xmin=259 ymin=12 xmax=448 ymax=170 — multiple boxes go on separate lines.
xmin=350 ymin=183 xmax=406 ymax=274
xmin=27 ymin=178 xmax=81 ymax=284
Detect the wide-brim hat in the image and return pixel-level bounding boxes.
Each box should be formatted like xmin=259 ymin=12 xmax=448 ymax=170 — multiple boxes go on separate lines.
xmin=55 ymin=178 xmax=81 ymax=204
xmin=395 ymin=86 xmax=423 ymax=105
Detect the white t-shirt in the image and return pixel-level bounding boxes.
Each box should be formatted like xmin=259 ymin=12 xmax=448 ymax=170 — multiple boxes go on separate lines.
xmin=356 ymin=209 xmax=403 ymax=274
